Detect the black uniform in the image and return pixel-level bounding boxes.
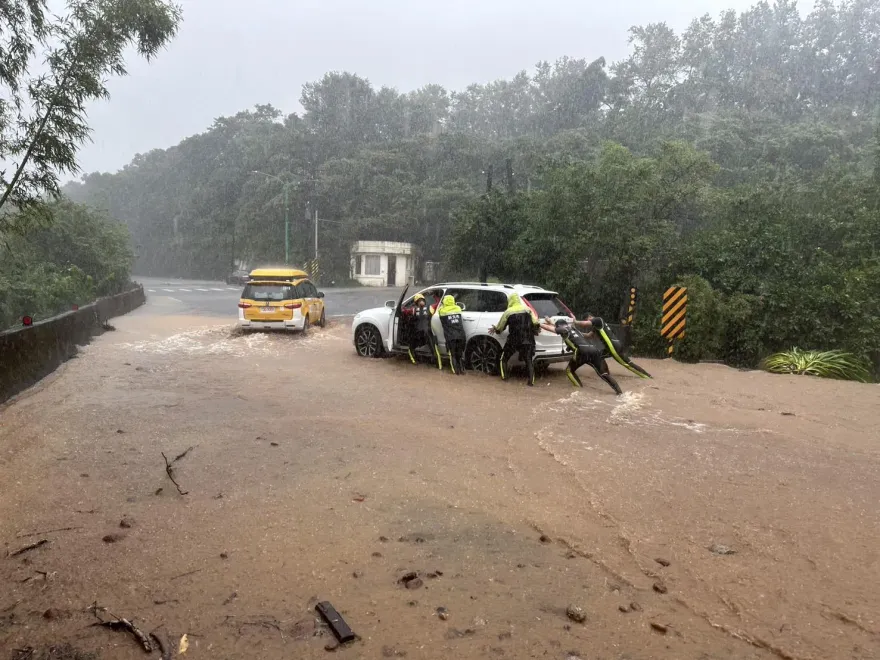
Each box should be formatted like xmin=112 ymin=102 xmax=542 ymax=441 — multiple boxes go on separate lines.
xmin=556 ymin=321 xmax=622 ymax=394
xmin=499 ymin=312 xmax=538 ymax=385
xmin=408 ymin=305 xmax=441 ymax=369
xmin=439 ymin=309 xmax=466 ymax=375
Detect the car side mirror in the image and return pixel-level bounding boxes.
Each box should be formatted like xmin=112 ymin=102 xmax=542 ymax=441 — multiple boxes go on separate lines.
xmin=385 ymin=300 xmax=396 ymax=308
xmin=459 ymin=304 xmax=466 ymax=311
xmin=317 ymin=291 xmax=325 ymax=298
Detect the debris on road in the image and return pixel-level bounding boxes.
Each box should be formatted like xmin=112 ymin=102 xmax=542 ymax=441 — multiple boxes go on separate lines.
xmin=653 ymin=582 xmax=668 ymax=594
xmin=8 ymin=539 xmax=49 ymax=557
xmin=15 ymin=526 xmax=81 ymax=539
xmin=709 ymin=544 xmax=736 ymax=555
xmin=436 ymin=606 xmax=449 ymax=620
xmin=315 ymin=601 xmax=356 ymax=643
xmin=149 ymin=631 xmax=172 ymax=660
xmin=566 ymin=604 xmax=587 ymax=623
xmin=161 ymin=445 xmax=196 ymax=496
xmin=398 ymin=571 xmax=423 ymax=590
xmin=654 ymin=557 xmax=671 ymax=567
xmin=89 ymin=603 xmax=153 ymax=652
xmin=102 ymin=533 xmax=125 ymax=544
xmin=650 ymin=622 xmax=669 ymax=634
xmin=119 ymin=517 xmax=135 ymax=529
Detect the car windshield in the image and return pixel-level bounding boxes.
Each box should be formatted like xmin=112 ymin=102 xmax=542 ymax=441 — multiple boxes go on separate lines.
xmin=242 ymin=284 xmax=293 ymax=301
xmin=522 ymin=292 xmax=573 ymax=318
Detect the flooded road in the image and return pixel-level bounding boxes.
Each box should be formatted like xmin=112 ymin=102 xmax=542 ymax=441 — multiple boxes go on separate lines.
xmin=1 ymin=304 xmax=878 ymax=659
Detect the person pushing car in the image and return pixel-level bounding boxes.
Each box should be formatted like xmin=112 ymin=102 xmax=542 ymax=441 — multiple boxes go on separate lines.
xmin=539 ymin=316 xmax=623 ymax=394
xmin=489 ymin=293 xmax=540 ymax=386
xmin=437 ymin=294 xmax=467 ymax=375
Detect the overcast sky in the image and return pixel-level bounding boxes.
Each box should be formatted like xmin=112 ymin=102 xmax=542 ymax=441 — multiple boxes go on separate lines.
xmin=77 ymin=0 xmax=765 ymax=175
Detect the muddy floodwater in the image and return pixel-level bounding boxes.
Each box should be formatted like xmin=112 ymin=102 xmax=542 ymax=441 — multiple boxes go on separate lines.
xmin=1 ymin=310 xmax=878 ymax=659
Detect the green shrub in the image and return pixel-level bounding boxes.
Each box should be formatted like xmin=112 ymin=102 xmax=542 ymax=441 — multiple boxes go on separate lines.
xmin=761 ymin=348 xmax=872 ymax=382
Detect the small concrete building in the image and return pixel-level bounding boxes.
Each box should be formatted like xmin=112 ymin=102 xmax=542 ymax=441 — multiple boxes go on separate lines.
xmin=350 ymin=240 xmax=416 ymax=287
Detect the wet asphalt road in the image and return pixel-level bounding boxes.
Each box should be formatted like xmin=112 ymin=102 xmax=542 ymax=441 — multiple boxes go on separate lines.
xmin=135 ymin=276 xmax=404 ymax=319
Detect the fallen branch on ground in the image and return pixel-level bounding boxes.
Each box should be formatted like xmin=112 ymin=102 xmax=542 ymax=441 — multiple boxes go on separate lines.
xmin=170 ymin=568 xmax=202 ymax=581
xmin=171 ymin=445 xmax=197 ymax=464
xmin=150 ymin=630 xmax=172 ymax=660
xmin=8 ymin=539 xmax=49 ymax=557
xmin=161 ymin=452 xmax=189 ymax=495
xmin=16 ymin=526 xmax=82 ymax=538
xmin=89 ymin=602 xmax=153 ymax=653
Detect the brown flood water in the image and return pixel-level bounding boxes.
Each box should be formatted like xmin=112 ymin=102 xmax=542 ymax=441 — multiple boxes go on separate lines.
xmin=1 ymin=312 xmax=878 ymax=659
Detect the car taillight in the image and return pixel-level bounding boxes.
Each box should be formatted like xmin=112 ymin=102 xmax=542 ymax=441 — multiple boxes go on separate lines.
xmin=283 ymin=302 xmax=302 ymax=310
xmin=238 ymin=302 xmax=252 ymax=309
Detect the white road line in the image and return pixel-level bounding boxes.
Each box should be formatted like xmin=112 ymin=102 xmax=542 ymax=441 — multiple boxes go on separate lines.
xmin=167 ymin=297 xmax=182 ymax=303
xmin=196 ymin=288 xmax=209 ymax=291
xmin=178 ymin=288 xmax=191 ymax=292
xmin=147 ymin=289 xmax=156 ymax=293
xmin=330 ymin=314 xmax=352 ymax=318
xmin=163 ymin=288 xmax=175 ymax=292
xmin=210 ymin=287 xmax=224 ymax=291
xmin=226 ymin=287 xmax=239 ymax=290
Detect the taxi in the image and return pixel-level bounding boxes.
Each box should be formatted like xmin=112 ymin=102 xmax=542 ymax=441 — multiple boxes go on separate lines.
xmin=237 ymin=268 xmax=326 ymax=332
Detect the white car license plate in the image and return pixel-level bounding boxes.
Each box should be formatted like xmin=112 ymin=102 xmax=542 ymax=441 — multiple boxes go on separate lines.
xmin=260 ymin=306 xmax=274 ymax=313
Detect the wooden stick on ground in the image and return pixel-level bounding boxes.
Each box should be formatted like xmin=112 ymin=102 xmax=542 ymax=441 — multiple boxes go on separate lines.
xmin=161 ymin=452 xmax=189 ymax=495
xmin=8 ymin=539 xmax=49 ymax=557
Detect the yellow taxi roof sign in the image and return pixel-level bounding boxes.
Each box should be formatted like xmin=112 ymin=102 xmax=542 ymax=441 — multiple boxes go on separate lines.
xmin=248 ymin=267 xmax=308 ymax=280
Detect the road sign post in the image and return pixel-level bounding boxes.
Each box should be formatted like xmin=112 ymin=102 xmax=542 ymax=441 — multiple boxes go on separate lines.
xmin=623 ymin=286 xmax=637 ymax=325
xmin=661 ymin=286 xmax=687 ymax=356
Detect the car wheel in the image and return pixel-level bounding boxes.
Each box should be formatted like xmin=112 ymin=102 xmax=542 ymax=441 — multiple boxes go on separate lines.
xmin=318 ymin=309 xmax=326 ymax=328
xmin=355 ymin=324 xmax=383 ymax=358
xmin=467 ymin=336 xmax=501 ymax=375
xmin=302 ymin=316 xmax=310 ymax=335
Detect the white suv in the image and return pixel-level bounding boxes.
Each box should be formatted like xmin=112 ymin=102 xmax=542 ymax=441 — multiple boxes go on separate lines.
xmin=351 ymin=282 xmax=577 ymax=373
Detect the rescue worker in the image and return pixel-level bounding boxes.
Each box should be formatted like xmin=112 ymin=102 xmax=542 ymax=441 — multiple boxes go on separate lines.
xmin=437 ymin=294 xmax=467 ymax=375
xmin=489 ymin=293 xmax=540 ymax=386
xmin=404 ymin=293 xmax=441 ymax=369
xmin=582 ymin=313 xmax=652 ymax=379
xmin=539 ymin=317 xmax=622 ymax=394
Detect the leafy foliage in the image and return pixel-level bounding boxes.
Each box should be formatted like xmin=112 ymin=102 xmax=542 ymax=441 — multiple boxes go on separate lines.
xmin=0 ymin=0 xmax=182 ymax=227
xmin=762 ymin=349 xmax=873 ymax=383
xmin=0 ymin=201 xmax=133 ymax=329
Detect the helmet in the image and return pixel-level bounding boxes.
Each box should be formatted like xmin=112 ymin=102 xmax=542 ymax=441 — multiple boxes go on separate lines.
xmin=413 ymin=293 xmax=425 ymax=302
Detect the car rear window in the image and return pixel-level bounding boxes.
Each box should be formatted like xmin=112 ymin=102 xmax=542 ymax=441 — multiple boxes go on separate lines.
xmin=242 ymin=284 xmax=298 ymax=301
xmin=522 ymin=292 xmax=573 ymax=318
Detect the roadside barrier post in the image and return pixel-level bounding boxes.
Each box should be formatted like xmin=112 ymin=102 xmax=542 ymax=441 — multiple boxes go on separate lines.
xmin=661 ymin=286 xmax=687 ymax=357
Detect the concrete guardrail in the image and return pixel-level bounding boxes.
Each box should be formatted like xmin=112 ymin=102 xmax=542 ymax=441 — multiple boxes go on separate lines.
xmin=0 ymin=286 xmax=146 ymax=404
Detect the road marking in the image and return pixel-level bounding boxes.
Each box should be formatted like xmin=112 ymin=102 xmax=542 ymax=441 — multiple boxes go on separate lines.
xmin=163 ymin=288 xmax=175 ymax=292
xmin=147 ymin=289 xmax=156 ymax=293
xmin=226 ymin=287 xmax=239 ymax=291
xmin=196 ymin=288 xmax=209 ymax=291
xmin=167 ymin=297 xmax=182 ymax=303
xmin=210 ymin=288 xmax=224 ymax=291
xmin=178 ymin=288 xmax=191 ymax=292
xmin=330 ymin=314 xmax=352 ymax=318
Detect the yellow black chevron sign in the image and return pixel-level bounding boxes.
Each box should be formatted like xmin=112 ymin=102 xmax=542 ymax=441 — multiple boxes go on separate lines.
xmin=661 ymin=286 xmax=687 ymax=354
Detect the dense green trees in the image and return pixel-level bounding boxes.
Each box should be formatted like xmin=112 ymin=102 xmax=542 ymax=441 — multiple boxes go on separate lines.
xmin=62 ymin=0 xmax=880 ymax=371
xmin=0 ymin=200 xmax=134 ymax=328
